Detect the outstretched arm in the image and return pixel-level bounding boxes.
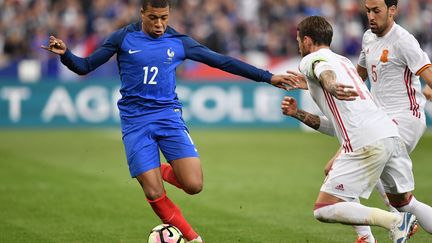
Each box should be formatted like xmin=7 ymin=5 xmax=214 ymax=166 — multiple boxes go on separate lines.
xmin=183 ymin=37 xmax=302 ymax=90
xmin=41 ymin=35 xmax=117 ymax=75
xmin=281 ymin=96 xmax=335 ymax=136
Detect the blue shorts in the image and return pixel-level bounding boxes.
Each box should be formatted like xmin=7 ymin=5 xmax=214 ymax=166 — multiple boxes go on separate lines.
xmin=121 ymin=109 xmax=199 ymax=177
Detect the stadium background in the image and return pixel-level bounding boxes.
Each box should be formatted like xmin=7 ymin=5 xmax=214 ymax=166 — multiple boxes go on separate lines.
xmin=1 ymin=1 xmax=432 ymax=242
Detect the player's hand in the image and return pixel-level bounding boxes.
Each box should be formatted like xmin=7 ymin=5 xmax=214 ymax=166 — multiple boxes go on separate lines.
xmin=329 ymin=83 xmax=359 ymax=101
xmin=281 ymin=96 xmax=298 ymax=116
xmin=270 ymin=72 xmax=304 ymax=91
xmin=41 ymin=36 xmax=67 ymax=55
xmin=423 ymin=85 xmax=432 ymax=101
xmin=286 ymin=70 xmax=308 ymax=90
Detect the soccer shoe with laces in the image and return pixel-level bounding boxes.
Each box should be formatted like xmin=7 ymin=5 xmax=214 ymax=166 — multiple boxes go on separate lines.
xmin=389 ymin=212 xmax=418 ymax=243
xmin=187 ymin=236 xmax=204 ymax=243
xmin=355 ymin=235 xmax=377 ymax=243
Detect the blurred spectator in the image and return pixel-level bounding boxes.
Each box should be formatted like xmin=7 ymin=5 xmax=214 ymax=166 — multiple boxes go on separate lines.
xmin=0 ymin=0 xmax=431 ymax=79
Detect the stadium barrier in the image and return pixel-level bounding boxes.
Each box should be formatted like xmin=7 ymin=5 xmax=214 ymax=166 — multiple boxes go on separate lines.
xmin=1 ymin=80 xmax=431 ymax=128
xmin=0 ymin=80 xmax=301 ymax=128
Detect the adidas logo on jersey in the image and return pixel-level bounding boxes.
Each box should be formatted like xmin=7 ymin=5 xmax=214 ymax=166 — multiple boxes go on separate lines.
xmin=335 ymin=184 xmax=345 ymax=191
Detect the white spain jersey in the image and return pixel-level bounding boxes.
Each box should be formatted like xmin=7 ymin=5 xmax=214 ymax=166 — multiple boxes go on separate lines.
xmin=358 ymin=23 xmax=432 ymax=120
xmin=299 ymin=48 xmax=399 ymax=153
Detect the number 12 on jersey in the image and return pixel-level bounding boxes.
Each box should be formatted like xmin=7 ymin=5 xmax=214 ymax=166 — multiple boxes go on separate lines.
xmin=143 ymin=66 xmax=158 ymax=84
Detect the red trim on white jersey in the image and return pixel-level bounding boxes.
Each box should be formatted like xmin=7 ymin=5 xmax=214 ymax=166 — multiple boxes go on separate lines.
xmin=322 ymin=89 xmax=353 ymax=153
xmin=404 ymin=67 xmax=421 ymax=118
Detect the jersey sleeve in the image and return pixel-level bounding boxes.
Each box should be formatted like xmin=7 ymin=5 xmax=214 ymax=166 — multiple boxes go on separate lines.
xmin=60 ymin=28 xmax=125 ymax=75
xmin=358 ymin=33 xmax=367 ymax=68
xmin=397 ymin=34 xmax=432 ymax=76
xmin=358 ymin=49 xmax=366 ymax=68
xmin=299 ymin=54 xmax=329 ymax=81
xmin=318 ymin=115 xmax=335 ymax=136
xmin=180 ymin=36 xmax=273 ymax=83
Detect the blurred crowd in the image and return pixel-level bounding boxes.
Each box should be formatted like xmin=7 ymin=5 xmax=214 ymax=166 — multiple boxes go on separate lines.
xmin=1 ymin=0 xmax=432 ymax=70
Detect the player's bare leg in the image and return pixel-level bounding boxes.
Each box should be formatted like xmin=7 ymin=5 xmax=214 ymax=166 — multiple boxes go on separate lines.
xmin=136 ymin=167 xmax=165 ymax=199
xmin=375 ymin=180 xmax=398 ymax=212
xmin=169 ymin=157 xmax=203 ymax=195
xmin=136 ymin=168 xmax=199 ymax=241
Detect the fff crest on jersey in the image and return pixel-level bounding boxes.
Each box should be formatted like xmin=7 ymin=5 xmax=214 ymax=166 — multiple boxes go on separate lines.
xmin=167 ymin=48 xmax=175 ymax=62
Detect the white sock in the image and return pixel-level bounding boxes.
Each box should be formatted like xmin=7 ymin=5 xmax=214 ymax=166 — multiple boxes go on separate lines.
xmin=353 ymin=225 xmax=375 ymax=242
xmin=397 ymin=196 xmax=432 ymax=233
xmin=353 ymin=225 xmax=375 ymax=241
xmin=350 ymin=198 xmax=375 ymax=242
xmin=314 ymin=202 xmax=400 ymax=229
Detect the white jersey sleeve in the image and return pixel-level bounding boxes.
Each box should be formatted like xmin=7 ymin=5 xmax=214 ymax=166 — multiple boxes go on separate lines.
xmin=396 ymin=33 xmax=432 ymax=76
xmin=357 ymin=31 xmax=369 ymax=68
xmin=318 ymin=115 xmax=335 ymax=136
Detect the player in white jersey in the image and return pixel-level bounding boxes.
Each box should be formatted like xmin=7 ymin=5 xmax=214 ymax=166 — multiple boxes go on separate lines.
xmin=358 ymin=0 xmax=432 ymax=154
xmin=283 ymin=1 xmax=432 ymax=242
xmin=354 ymin=0 xmax=432 ymax=241
xmin=289 ymin=16 xmax=418 ymax=243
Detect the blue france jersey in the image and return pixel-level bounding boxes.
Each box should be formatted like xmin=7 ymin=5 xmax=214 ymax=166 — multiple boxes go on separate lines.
xmin=115 ymin=25 xmax=186 ymax=116
xmin=60 ymin=22 xmax=273 ymax=129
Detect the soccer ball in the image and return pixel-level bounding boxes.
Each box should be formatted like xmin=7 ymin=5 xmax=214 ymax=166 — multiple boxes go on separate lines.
xmin=148 ymin=224 xmax=186 ymax=243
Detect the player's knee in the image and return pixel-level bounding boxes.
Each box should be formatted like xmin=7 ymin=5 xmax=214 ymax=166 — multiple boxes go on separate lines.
xmin=182 ymin=180 xmax=203 ymax=195
xmin=313 ymin=206 xmax=333 ymax=223
xmin=313 ymin=208 xmax=326 ymax=222
xmin=388 ymin=192 xmax=413 ymax=208
xmin=144 ymin=188 xmax=165 ymax=200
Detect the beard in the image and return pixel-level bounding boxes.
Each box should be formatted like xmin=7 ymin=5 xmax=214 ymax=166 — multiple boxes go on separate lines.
xmin=370 ymin=12 xmax=390 ymax=36
xmin=370 ymin=24 xmax=386 ymax=35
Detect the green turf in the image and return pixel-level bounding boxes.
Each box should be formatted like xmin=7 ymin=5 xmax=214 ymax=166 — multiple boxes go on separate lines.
xmin=0 ymin=129 xmax=431 ymax=242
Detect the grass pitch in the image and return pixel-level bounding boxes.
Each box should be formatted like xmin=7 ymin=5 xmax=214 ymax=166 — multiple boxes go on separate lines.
xmin=0 ymin=129 xmax=431 ymax=243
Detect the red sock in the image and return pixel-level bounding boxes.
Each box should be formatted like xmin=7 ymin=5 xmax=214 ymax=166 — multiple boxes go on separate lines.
xmin=161 ymin=163 xmax=183 ymax=189
xmin=147 ymin=192 xmax=198 ymax=241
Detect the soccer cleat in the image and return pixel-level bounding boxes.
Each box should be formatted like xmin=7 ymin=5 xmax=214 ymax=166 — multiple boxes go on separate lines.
xmin=389 ymin=212 xmax=418 ymax=243
xmin=355 ymin=235 xmax=377 ymax=243
xmin=187 ymin=236 xmax=204 ymax=243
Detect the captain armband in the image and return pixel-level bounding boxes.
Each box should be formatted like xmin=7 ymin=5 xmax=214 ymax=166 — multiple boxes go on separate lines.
xmin=313 ymin=61 xmax=335 ymax=80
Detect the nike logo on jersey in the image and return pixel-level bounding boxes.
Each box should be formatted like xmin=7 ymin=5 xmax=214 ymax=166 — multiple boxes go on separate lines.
xmin=128 ymin=49 xmax=142 ymax=54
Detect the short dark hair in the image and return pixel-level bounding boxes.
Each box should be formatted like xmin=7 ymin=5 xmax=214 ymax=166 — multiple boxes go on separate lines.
xmin=384 ymin=0 xmax=398 ymax=8
xmin=297 ymin=16 xmax=333 ymax=46
xmin=142 ymin=0 xmax=171 ymax=11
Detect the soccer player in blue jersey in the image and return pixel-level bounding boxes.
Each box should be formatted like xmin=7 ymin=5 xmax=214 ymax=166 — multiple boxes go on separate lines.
xmin=41 ymin=0 xmax=300 ymax=242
